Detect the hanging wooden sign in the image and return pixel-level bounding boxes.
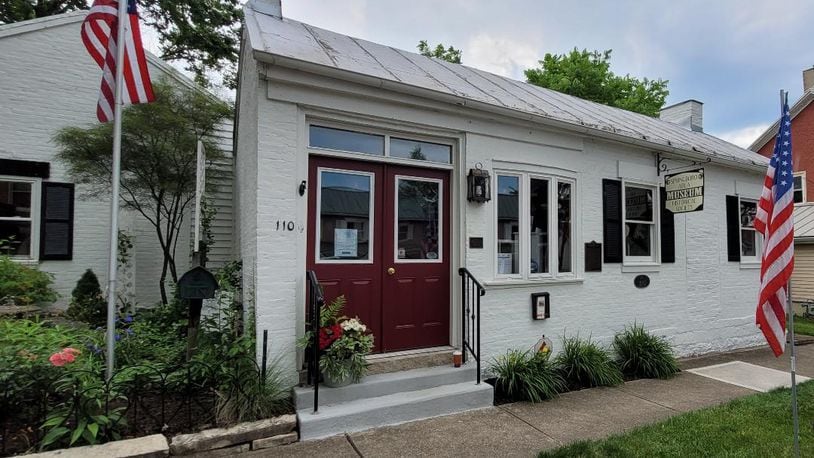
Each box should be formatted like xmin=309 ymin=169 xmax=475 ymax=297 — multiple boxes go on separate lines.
xmin=664 ymin=169 xmax=704 ymax=213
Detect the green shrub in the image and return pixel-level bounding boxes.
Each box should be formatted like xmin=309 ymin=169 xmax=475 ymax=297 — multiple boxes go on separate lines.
xmin=556 ymin=335 xmax=623 ymax=390
xmin=613 ymin=324 xmax=679 ymax=379
xmin=0 ymin=255 xmax=58 ymax=306
xmin=214 ymin=356 xmax=292 ymax=425
xmin=490 ymin=349 xmax=566 ymax=402
xmin=65 ymin=270 xmax=106 ymax=327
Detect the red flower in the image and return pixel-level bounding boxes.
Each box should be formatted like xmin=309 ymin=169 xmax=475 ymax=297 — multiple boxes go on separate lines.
xmin=318 ymin=324 xmax=344 ymax=350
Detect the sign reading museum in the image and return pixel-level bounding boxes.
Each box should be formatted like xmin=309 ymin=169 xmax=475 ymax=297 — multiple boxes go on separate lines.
xmin=664 ymin=169 xmax=704 ymax=214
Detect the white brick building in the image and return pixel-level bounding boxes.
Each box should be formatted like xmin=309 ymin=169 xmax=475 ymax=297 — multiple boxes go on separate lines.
xmin=235 ymin=0 xmax=769 ymax=438
xmin=0 ymin=12 xmax=234 ymax=307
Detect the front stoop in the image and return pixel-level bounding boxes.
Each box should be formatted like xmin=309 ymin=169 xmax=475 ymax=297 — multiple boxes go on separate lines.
xmin=295 ymin=365 xmax=493 ymax=440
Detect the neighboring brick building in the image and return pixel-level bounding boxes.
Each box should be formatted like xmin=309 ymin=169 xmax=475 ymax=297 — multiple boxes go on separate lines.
xmin=750 ymin=68 xmax=814 ymax=203
xmin=0 ymin=12 xmax=234 ymax=306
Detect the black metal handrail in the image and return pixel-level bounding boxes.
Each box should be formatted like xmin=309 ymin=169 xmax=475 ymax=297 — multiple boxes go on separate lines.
xmin=458 ymin=268 xmax=485 ymax=384
xmin=305 ymin=270 xmax=324 ymax=413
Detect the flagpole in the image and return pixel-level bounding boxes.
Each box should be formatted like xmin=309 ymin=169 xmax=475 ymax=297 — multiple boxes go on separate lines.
xmin=782 ymin=89 xmax=800 ymax=458
xmin=104 ymin=0 xmax=129 ymax=381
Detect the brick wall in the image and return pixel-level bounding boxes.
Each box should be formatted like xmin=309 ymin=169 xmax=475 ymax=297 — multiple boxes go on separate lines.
xmin=756 ymin=102 xmax=814 ymax=202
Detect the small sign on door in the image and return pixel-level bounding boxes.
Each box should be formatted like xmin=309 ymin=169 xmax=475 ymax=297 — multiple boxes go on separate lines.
xmin=334 ymin=228 xmax=358 ymax=258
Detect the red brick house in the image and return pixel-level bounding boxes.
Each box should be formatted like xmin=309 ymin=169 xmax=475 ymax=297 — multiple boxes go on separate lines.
xmin=749 ymin=68 xmax=814 ymax=203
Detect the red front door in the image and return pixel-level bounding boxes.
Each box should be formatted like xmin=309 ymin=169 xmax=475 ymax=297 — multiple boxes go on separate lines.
xmin=307 ymin=157 xmax=450 ymax=352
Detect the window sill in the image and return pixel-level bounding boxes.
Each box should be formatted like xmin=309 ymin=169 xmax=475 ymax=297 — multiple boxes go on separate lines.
xmin=739 ymin=262 xmax=761 ymax=270
xmin=8 ymin=258 xmax=39 ymax=265
xmin=484 ymin=277 xmax=585 ymax=289
xmin=621 ymin=263 xmax=661 ymax=273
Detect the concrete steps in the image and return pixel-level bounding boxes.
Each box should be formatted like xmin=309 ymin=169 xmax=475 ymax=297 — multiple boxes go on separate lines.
xmin=295 ymin=365 xmax=493 ymax=440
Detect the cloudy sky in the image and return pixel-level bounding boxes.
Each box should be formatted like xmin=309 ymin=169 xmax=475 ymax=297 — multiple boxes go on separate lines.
xmin=272 ymin=0 xmax=814 ymax=148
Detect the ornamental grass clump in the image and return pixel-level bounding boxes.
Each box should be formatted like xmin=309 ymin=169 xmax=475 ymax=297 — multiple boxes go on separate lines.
xmin=613 ymin=324 xmax=679 ymax=379
xmin=555 ymin=335 xmax=623 ymax=390
xmin=489 ymin=349 xmax=566 ymax=403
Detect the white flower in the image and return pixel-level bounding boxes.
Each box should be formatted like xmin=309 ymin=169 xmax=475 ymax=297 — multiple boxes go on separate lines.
xmin=341 ymin=318 xmax=367 ymax=333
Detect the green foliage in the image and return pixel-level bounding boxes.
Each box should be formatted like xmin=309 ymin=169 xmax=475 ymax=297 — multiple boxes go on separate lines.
xmin=525 ymin=48 xmax=669 ymax=117
xmin=794 ymin=315 xmax=814 ymax=336
xmin=555 ymin=335 xmax=623 ymax=390
xmin=0 ymin=255 xmax=58 ymax=306
xmin=417 ymin=40 xmax=462 ymax=64
xmin=0 ymin=0 xmax=85 ymax=24
xmin=214 ymin=356 xmax=292 ymax=425
xmin=613 ymin=324 xmax=679 ymax=379
xmin=489 ymin=349 xmax=566 ymax=403
xmin=55 ymin=80 xmax=231 ymax=304
xmin=65 ymin=269 xmax=106 ymax=327
xmin=540 ymin=381 xmax=814 ymax=457
xmin=115 ymin=317 xmax=186 ymax=367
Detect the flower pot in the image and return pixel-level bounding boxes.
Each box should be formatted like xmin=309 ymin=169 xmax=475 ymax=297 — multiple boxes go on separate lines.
xmin=322 ymin=360 xmax=354 ymax=387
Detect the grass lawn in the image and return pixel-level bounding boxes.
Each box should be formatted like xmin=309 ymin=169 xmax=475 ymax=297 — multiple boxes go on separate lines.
xmin=539 ymin=381 xmax=814 ymax=457
xmin=794 ymin=315 xmax=814 ymax=337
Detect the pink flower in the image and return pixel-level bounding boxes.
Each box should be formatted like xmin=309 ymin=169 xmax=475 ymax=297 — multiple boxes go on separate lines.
xmin=63 ymin=347 xmax=81 ymax=356
xmin=49 ymin=352 xmax=68 ymax=367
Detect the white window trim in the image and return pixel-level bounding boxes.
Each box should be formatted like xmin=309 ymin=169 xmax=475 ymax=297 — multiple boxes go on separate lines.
xmin=314 ymin=167 xmax=375 ymax=265
xmin=494 ymin=170 xmax=578 ymax=280
xmin=0 ymin=175 xmax=41 ymax=262
xmin=306 ymin=120 xmax=455 ymax=169
xmin=393 ymin=175 xmax=444 ymax=264
xmin=794 ymin=171 xmax=806 ymax=204
xmin=622 ymin=181 xmax=660 ymax=266
xmin=738 ymin=196 xmax=762 ymax=265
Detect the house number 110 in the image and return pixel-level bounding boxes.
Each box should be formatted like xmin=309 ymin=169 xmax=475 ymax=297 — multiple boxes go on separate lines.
xmin=276 ymin=220 xmax=296 ymax=231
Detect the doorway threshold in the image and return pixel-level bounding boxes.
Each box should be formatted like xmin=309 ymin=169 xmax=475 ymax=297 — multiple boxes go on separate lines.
xmin=366 ymin=346 xmax=455 ymax=375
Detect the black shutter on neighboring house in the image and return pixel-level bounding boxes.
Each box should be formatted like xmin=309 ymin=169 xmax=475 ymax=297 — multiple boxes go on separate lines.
xmin=40 ymin=183 xmax=74 ymax=260
xmin=660 ymin=187 xmax=676 ymax=263
xmin=603 ymin=179 xmax=623 ymax=263
xmin=726 ymin=195 xmax=741 ymax=262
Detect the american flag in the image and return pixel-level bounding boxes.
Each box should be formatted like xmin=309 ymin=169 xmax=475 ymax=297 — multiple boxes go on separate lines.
xmin=81 ymin=0 xmax=154 ymax=123
xmin=755 ymin=97 xmax=794 ymax=357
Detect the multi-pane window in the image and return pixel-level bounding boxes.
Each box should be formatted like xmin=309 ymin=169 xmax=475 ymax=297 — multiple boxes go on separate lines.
xmin=0 ymin=178 xmax=38 ymax=258
xmin=623 ymin=184 xmax=658 ymax=263
xmin=308 ymin=124 xmax=452 ymax=164
xmin=793 ymin=172 xmax=806 ymax=204
xmin=496 ymin=172 xmax=575 ymax=278
xmin=739 ymin=199 xmax=760 ymax=260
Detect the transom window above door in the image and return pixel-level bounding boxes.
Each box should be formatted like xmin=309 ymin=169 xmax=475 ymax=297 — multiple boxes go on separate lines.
xmin=308 ymin=123 xmax=453 ymax=164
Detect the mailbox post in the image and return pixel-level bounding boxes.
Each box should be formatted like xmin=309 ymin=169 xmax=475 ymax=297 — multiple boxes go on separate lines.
xmin=177 ymin=265 xmax=219 ymax=360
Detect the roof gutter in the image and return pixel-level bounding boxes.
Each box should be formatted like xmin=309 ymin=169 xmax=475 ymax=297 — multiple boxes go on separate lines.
xmin=253 ymin=48 xmax=767 ymax=174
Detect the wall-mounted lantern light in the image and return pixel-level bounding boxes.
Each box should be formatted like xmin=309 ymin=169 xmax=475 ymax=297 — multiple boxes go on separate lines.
xmin=467 ymin=163 xmax=491 ymax=203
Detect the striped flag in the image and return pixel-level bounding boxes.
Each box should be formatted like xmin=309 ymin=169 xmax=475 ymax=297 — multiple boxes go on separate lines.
xmin=81 ymin=0 xmax=154 ymax=122
xmin=755 ymin=98 xmax=795 ymax=357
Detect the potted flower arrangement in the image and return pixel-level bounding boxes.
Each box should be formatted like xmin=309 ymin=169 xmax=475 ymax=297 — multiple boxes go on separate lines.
xmin=300 ymin=296 xmax=374 ymax=387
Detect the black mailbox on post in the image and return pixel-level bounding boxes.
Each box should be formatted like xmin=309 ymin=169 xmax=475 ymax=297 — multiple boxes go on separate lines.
xmin=178 ymin=266 xmax=218 ymax=300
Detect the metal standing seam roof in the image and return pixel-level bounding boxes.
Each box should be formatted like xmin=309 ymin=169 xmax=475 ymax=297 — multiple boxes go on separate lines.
xmin=795 ymin=204 xmax=814 ymax=241
xmin=244 ymin=5 xmax=768 ymax=171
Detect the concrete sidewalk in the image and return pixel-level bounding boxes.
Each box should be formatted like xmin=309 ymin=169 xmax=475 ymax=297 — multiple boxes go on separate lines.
xmin=252 ymin=343 xmax=814 ymax=458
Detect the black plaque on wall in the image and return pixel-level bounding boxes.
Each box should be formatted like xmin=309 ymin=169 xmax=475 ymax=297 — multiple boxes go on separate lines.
xmin=634 ymin=275 xmax=650 ymax=289
xmin=469 ymin=237 xmax=484 ymax=249
xmin=585 ymin=241 xmax=602 ymax=272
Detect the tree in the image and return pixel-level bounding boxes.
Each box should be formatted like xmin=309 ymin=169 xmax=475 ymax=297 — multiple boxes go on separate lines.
xmin=417 ymin=40 xmax=462 ymax=64
xmin=524 ymin=49 xmax=669 ymax=117
xmin=0 ymin=0 xmax=85 ymax=24
xmin=0 ymin=0 xmax=242 ymax=89
xmin=55 ymin=81 xmax=231 ymax=304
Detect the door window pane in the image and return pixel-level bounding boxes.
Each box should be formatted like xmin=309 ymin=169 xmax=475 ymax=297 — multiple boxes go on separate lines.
xmin=625 ymin=223 xmax=652 ymax=256
xmin=558 ymin=182 xmax=572 ymax=273
xmin=390 ymin=138 xmax=452 ymax=163
xmin=0 ymin=220 xmax=32 ymax=256
xmin=319 ymin=171 xmax=372 ymax=261
xmin=625 ymin=186 xmax=653 ymax=222
xmin=497 ymin=175 xmax=519 ymax=274
xmin=397 ymin=179 xmax=440 ymax=260
xmin=529 ymin=178 xmax=549 ymax=274
xmin=309 ymin=125 xmax=385 ymax=156
xmin=0 ymin=181 xmax=32 ymax=217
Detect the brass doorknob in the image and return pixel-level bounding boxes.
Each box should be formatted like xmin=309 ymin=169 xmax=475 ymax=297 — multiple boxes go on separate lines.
xmin=387 ymin=267 xmax=396 ymax=275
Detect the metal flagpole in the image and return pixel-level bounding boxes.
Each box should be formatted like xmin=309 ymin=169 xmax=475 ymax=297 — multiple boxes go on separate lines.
xmin=105 ymin=0 xmax=129 ymax=381
xmin=782 ymin=89 xmax=801 ymax=458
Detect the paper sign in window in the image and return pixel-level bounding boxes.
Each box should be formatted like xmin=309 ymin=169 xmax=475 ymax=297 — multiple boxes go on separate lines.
xmin=334 ymin=228 xmax=358 ymax=258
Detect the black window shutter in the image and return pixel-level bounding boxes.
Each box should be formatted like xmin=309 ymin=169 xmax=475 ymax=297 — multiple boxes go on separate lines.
xmin=660 ymin=187 xmax=676 ymax=263
xmin=603 ymin=179 xmax=623 ymax=263
xmin=726 ymin=195 xmax=740 ymax=262
xmin=40 ymin=183 xmax=74 ymax=261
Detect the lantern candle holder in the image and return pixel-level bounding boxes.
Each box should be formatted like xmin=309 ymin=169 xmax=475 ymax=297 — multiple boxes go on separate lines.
xmin=467 ymin=163 xmax=491 ymax=203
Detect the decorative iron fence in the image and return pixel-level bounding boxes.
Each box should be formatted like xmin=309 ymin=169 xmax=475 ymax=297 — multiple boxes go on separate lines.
xmin=0 ymin=352 xmax=269 ymax=456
